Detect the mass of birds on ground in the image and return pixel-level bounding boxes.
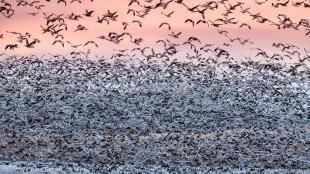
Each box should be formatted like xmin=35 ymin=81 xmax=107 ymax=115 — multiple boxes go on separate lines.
xmin=0 ymin=53 xmax=309 ymax=173
xmin=0 ymin=0 xmax=310 ymax=173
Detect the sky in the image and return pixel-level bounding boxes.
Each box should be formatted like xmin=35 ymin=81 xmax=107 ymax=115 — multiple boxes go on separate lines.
xmin=0 ymin=0 xmax=310 ymax=61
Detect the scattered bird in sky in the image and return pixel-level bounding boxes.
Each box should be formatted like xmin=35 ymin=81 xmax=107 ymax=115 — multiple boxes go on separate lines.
xmin=57 ymin=0 xmax=67 ymax=6
xmin=67 ymin=41 xmax=82 ymax=48
xmin=83 ymin=9 xmax=94 ymax=17
xmin=161 ymin=11 xmax=174 ymax=18
xmin=26 ymin=12 xmax=39 ymax=16
xmin=132 ymin=20 xmax=142 ymax=27
xmin=5 ymin=44 xmax=18 ymax=50
xmin=23 ymin=38 xmax=41 ymax=48
xmin=272 ymin=0 xmax=290 ymax=8
xmin=168 ymin=31 xmax=182 ymax=38
xmin=159 ymin=22 xmax=171 ymax=30
xmin=239 ymin=23 xmax=251 ymax=30
xmin=84 ymin=40 xmax=98 ymax=47
xmin=52 ymin=40 xmax=65 ymax=47
xmin=74 ymin=24 xmax=88 ymax=32
xmin=185 ymin=19 xmax=195 ymax=27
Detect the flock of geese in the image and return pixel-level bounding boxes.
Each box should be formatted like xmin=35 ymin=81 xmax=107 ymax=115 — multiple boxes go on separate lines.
xmin=0 ymin=51 xmax=309 ymax=172
xmin=0 ymin=0 xmax=310 ymax=61
xmin=0 ymin=0 xmax=310 ymax=173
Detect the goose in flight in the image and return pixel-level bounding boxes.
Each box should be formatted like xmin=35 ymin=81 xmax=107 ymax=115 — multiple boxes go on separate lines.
xmin=83 ymin=9 xmax=94 ymax=17
xmin=132 ymin=20 xmax=142 ymax=27
xmin=168 ymin=32 xmax=182 ymax=38
xmin=26 ymin=12 xmax=39 ymax=16
xmin=84 ymin=41 xmax=98 ymax=47
xmin=161 ymin=11 xmax=174 ymax=17
xmin=272 ymin=0 xmax=290 ymax=8
xmin=67 ymin=41 xmax=82 ymax=48
xmin=35 ymin=4 xmax=45 ymax=9
xmin=24 ymin=38 xmax=41 ymax=48
xmin=74 ymin=24 xmax=88 ymax=32
xmin=57 ymin=0 xmax=67 ymax=6
xmin=185 ymin=19 xmax=195 ymax=27
xmin=128 ymin=0 xmax=140 ymax=7
xmin=196 ymin=20 xmax=209 ymax=26
xmin=52 ymin=40 xmax=64 ymax=47
xmin=122 ymin=22 xmax=129 ymax=30
xmin=159 ymin=22 xmax=171 ymax=30
xmin=55 ymin=34 xmax=64 ymax=40
xmin=5 ymin=44 xmax=18 ymax=50
xmin=239 ymin=23 xmax=251 ymax=30
xmin=131 ymin=38 xmax=143 ymax=45
xmin=67 ymin=13 xmax=82 ymax=20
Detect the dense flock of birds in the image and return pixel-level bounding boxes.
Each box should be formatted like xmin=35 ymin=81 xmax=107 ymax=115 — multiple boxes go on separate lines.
xmin=0 ymin=52 xmax=309 ymax=173
xmin=0 ymin=0 xmax=310 ymax=173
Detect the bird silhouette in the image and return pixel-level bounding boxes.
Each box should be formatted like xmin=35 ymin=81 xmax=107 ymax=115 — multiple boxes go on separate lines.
xmin=131 ymin=37 xmax=143 ymax=45
xmin=122 ymin=22 xmax=129 ymax=30
xmin=57 ymin=0 xmax=67 ymax=6
xmin=196 ymin=20 xmax=209 ymax=26
xmin=272 ymin=0 xmax=290 ymax=8
xmin=185 ymin=19 xmax=195 ymax=27
xmin=168 ymin=32 xmax=182 ymax=38
xmin=84 ymin=41 xmax=98 ymax=47
xmin=5 ymin=44 xmax=18 ymax=50
xmin=159 ymin=22 xmax=171 ymax=30
xmin=239 ymin=23 xmax=251 ymax=30
xmin=132 ymin=20 xmax=142 ymax=27
xmin=23 ymin=38 xmax=40 ymax=48
xmin=83 ymin=9 xmax=94 ymax=17
xmin=26 ymin=12 xmax=39 ymax=16
xmin=128 ymin=0 xmax=140 ymax=7
xmin=67 ymin=41 xmax=82 ymax=48
xmin=74 ymin=24 xmax=88 ymax=32
xmin=161 ymin=11 xmax=174 ymax=17
xmin=52 ymin=40 xmax=64 ymax=47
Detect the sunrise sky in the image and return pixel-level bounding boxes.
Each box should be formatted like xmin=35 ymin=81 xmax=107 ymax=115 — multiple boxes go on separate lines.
xmin=0 ymin=0 xmax=310 ymax=60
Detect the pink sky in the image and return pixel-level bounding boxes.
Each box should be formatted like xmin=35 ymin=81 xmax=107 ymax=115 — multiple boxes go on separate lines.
xmin=0 ymin=0 xmax=309 ymax=60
